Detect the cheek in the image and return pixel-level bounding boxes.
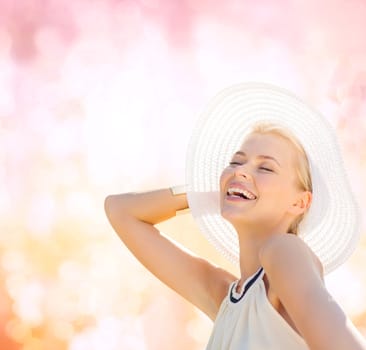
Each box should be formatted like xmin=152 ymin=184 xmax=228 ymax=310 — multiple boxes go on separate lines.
xmin=258 ymin=177 xmax=289 ymax=198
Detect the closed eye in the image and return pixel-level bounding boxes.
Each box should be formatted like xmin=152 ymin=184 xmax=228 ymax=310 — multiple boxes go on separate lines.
xmin=259 ymin=167 xmax=273 ymax=172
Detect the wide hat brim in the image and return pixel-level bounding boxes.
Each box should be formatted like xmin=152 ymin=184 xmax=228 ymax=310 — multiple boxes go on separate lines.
xmin=185 ymin=82 xmax=361 ymax=274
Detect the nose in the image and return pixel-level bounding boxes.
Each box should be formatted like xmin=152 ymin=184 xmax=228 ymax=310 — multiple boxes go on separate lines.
xmin=233 ymin=163 xmax=252 ymax=180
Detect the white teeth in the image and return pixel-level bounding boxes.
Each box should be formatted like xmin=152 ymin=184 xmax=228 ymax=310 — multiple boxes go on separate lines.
xmin=227 ymin=187 xmax=257 ymax=200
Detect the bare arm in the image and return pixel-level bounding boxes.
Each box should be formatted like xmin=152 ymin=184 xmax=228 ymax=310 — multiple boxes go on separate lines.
xmin=260 ymin=235 xmax=366 ymax=350
xmin=105 ymin=188 xmax=189 ymax=225
xmin=104 ymin=188 xmax=232 ymax=320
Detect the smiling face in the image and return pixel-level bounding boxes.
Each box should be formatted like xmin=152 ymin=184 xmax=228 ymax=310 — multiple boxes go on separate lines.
xmin=219 ymin=132 xmax=312 ymax=236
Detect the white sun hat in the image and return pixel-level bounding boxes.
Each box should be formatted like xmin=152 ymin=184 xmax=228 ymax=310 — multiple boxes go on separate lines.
xmin=185 ymin=82 xmax=361 ymax=274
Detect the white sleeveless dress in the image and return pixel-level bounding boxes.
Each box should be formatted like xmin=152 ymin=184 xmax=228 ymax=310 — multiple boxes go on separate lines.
xmin=206 ymin=267 xmax=309 ymax=350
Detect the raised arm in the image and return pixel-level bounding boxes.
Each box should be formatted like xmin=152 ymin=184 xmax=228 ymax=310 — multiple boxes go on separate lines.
xmin=260 ymin=234 xmax=366 ymax=350
xmin=104 ymin=188 xmax=233 ymax=320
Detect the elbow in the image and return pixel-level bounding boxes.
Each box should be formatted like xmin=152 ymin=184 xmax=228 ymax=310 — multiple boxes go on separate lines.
xmin=104 ymin=194 xmax=131 ymax=223
xmin=104 ymin=194 xmax=118 ymax=222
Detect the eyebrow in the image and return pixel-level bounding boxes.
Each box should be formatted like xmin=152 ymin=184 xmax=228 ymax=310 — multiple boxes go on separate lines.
xmin=232 ymin=151 xmax=282 ymax=167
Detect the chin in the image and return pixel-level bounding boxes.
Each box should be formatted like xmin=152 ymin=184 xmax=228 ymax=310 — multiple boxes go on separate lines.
xmin=220 ymin=207 xmax=251 ymax=224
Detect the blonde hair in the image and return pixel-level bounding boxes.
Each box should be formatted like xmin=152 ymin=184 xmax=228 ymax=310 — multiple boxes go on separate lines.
xmin=248 ymin=122 xmax=313 ymax=235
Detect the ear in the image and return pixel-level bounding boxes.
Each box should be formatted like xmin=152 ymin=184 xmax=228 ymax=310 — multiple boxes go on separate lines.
xmin=288 ymin=191 xmax=312 ymax=216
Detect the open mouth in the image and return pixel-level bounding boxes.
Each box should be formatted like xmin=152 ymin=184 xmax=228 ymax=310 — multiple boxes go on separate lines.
xmin=226 ymin=187 xmax=257 ymax=201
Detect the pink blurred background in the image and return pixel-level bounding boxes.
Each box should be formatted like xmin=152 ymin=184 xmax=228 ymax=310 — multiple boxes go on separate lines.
xmin=1 ymin=0 xmax=366 ymax=349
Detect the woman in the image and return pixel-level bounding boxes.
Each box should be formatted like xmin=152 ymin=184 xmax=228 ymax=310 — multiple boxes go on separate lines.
xmin=104 ymin=83 xmax=366 ymax=349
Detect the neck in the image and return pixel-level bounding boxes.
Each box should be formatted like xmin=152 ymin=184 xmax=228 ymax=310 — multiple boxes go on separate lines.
xmin=233 ymin=221 xmax=290 ymax=282
xmin=237 ymin=234 xmax=265 ymax=281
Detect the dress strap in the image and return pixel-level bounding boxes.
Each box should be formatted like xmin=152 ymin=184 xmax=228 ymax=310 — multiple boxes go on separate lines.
xmin=230 ymin=267 xmax=264 ymax=303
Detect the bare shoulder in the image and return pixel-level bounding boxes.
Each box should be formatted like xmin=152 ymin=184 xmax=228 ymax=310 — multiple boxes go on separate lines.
xmin=259 ymin=235 xmax=366 ymax=349
xmin=259 ymin=234 xmax=324 ymax=340
xmin=259 ymin=234 xmax=323 ymax=281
